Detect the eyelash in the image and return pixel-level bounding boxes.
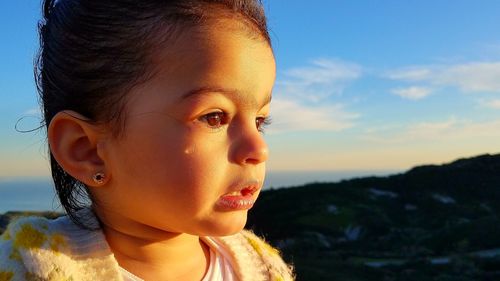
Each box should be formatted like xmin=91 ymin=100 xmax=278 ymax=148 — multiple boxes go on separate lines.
xmin=256 ymin=116 xmax=272 ymax=133
xmin=198 ymin=112 xmax=272 ymax=132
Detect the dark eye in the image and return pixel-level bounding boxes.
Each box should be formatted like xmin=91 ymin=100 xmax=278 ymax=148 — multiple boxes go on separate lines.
xmin=200 ymin=112 xmax=228 ymax=129
xmin=256 ymin=116 xmax=272 ymax=132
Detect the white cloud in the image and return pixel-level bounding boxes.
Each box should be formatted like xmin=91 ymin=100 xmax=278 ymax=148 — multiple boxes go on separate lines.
xmin=406 ymin=118 xmax=459 ymax=139
xmin=478 ymin=42 xmax=500 ymax=57
xmin=386 ymin=67 xmax=433 ymax=81
xmin=268 ymin=58 xmax=362 ymax=133
xmin=278 ymin=58 xmax=362 ymax=102
xmin=285 ymin=58 xmax=362 ymax=84
xmin=386 ymin=62 xmax=500 ymax=94
xmin=439 ymin=62 xmax=500 ymax=92
xmin=362 ymin=117 xmax=500 ymax=144
xmin=478 ymin=99 xmax=500 ymax=109
xmin=391 ymin=86 xmax=432 ymax=100
xmin=268 ymin=97 xmax=359 ymax=133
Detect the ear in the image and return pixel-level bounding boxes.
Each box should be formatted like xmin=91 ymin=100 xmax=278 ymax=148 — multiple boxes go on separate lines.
xmin=48 ymin=110 xmax=109 ymax=186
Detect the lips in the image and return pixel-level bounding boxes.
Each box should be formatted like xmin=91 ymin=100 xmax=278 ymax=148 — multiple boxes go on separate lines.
xmin=216 ymin=181 xmax=261 ymax=211
xmin=224 ymin=185 xmax=258 ymax=197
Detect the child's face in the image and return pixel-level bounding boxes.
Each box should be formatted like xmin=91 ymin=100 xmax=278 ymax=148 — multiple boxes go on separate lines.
xmin=94 ymin=21 xmax=276 ymax=236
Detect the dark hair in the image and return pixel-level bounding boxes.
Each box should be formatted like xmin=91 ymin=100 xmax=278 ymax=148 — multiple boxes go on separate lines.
xmin=36 ymin=0 xmax=271 ymax=227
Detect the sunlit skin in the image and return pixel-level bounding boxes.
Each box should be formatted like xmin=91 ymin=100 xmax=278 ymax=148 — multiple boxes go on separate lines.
xmin=82 ymin=20 xmax=276 ymax=280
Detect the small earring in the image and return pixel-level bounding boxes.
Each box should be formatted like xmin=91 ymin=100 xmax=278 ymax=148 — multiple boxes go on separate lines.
xmin=92 ymin=172 xmax=106 ymax=185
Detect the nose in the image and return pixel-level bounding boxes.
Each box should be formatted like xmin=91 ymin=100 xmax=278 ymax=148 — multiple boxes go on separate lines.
xmin=231 ymin=123 xmax=269 ymax=165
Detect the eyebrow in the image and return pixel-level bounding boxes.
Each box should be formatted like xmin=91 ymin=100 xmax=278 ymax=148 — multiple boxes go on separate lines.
xmin=181 ymin=86 xmax=272 ymax=108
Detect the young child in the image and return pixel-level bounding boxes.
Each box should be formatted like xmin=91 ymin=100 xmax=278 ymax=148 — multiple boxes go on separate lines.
xmin=0 ymin=0 xmax=294 ymax=280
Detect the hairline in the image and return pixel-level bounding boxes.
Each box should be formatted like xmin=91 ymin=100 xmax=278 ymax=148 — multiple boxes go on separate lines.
xmin=109 ymin=13 xmax=272 ymax=139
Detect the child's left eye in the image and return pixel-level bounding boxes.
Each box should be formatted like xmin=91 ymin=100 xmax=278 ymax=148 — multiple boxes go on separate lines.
xmin=256 ymin=116 xmax=272 ymax=132
xmin=199 ymin=111 xmax=228 ymax=129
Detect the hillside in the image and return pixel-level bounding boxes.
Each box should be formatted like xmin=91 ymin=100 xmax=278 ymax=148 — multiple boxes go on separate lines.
xmin=246 ymin=153 xmax=500 ymax=281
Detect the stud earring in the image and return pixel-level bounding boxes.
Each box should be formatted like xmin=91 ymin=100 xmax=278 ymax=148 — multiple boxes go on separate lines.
xmin=92 ymin=172 xmax=106 ymax=185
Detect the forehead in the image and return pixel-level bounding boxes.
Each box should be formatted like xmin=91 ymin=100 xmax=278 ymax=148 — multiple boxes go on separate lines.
xmin=126 ymin=18 xmax=276 ymax=110
xmin=157 ymin=18 xmax=274 ymax=74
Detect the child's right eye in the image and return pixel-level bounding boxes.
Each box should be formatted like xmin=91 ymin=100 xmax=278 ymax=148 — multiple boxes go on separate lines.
xmin=199 ymin=111 xmax=228 ymax=129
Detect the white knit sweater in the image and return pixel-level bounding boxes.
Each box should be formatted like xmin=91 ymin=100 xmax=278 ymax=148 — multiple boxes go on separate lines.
xmin=0 ymin=210 xmax=294 ymax=281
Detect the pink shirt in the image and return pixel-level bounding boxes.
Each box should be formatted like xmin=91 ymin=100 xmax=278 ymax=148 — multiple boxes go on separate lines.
xmin=119 ymin=237 xmax=236 ymax=281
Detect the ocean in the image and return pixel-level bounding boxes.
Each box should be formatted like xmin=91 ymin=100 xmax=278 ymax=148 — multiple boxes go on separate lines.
xmin=0 ymin=179 xmax=62 ymax=213
xmin=0 ymin=170 xmax=398 ymax=213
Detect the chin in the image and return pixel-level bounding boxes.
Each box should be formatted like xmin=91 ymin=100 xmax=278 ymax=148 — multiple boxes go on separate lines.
xmin=201 ymin=211 xmax=248 ymax=237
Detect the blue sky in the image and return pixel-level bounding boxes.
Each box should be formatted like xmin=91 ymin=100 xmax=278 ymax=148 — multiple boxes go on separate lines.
xmin=1 ymin=1 xmax=500 ymax=178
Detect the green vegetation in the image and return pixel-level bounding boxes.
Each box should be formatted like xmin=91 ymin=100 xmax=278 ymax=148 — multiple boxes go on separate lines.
xmin=247 ymin=154 xmax=500 ymax=280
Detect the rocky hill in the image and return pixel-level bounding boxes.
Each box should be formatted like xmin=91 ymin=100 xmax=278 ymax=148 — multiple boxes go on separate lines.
xmin=246 ymin=153 xmax=500 ymax=281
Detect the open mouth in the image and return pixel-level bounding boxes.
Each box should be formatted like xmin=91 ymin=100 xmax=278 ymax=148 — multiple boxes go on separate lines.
xmin=216 ymin=182 xmax=260 ymax=210
xmin=224 ymin=185 xmax=258 ymax=197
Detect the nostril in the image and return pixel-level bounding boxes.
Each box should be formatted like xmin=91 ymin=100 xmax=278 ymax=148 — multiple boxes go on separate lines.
xmin=231 ymin=124 xmax=269 ymax=165
xmin=244 ymin=148 xmax=268 ymax=165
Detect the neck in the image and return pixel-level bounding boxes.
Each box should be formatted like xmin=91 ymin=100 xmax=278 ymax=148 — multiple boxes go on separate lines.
xmin=96 ymin=209 xmax=210 ymax=281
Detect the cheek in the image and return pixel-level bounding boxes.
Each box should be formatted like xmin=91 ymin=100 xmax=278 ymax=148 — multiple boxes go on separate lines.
xmin=106 ymin=120 xmax=231 ymax=199
xmin=180 ymin=134 xmax=229 ymax=179
xmin=107 ymin=125 xmax=189 ymax=184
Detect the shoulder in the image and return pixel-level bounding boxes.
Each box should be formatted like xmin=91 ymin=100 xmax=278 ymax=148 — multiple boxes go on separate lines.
xmin=1 ymin=212 xmax=89 ymax=257
xmin=0 ymin=211 xmax=122 ymax=281
xmin=239 ymin=230 xmax=295 ymax=281
xmin=0 ymin=215 xmax=55 ymax=280
xmin=210 ymin=229 xmax=295 ymax=281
